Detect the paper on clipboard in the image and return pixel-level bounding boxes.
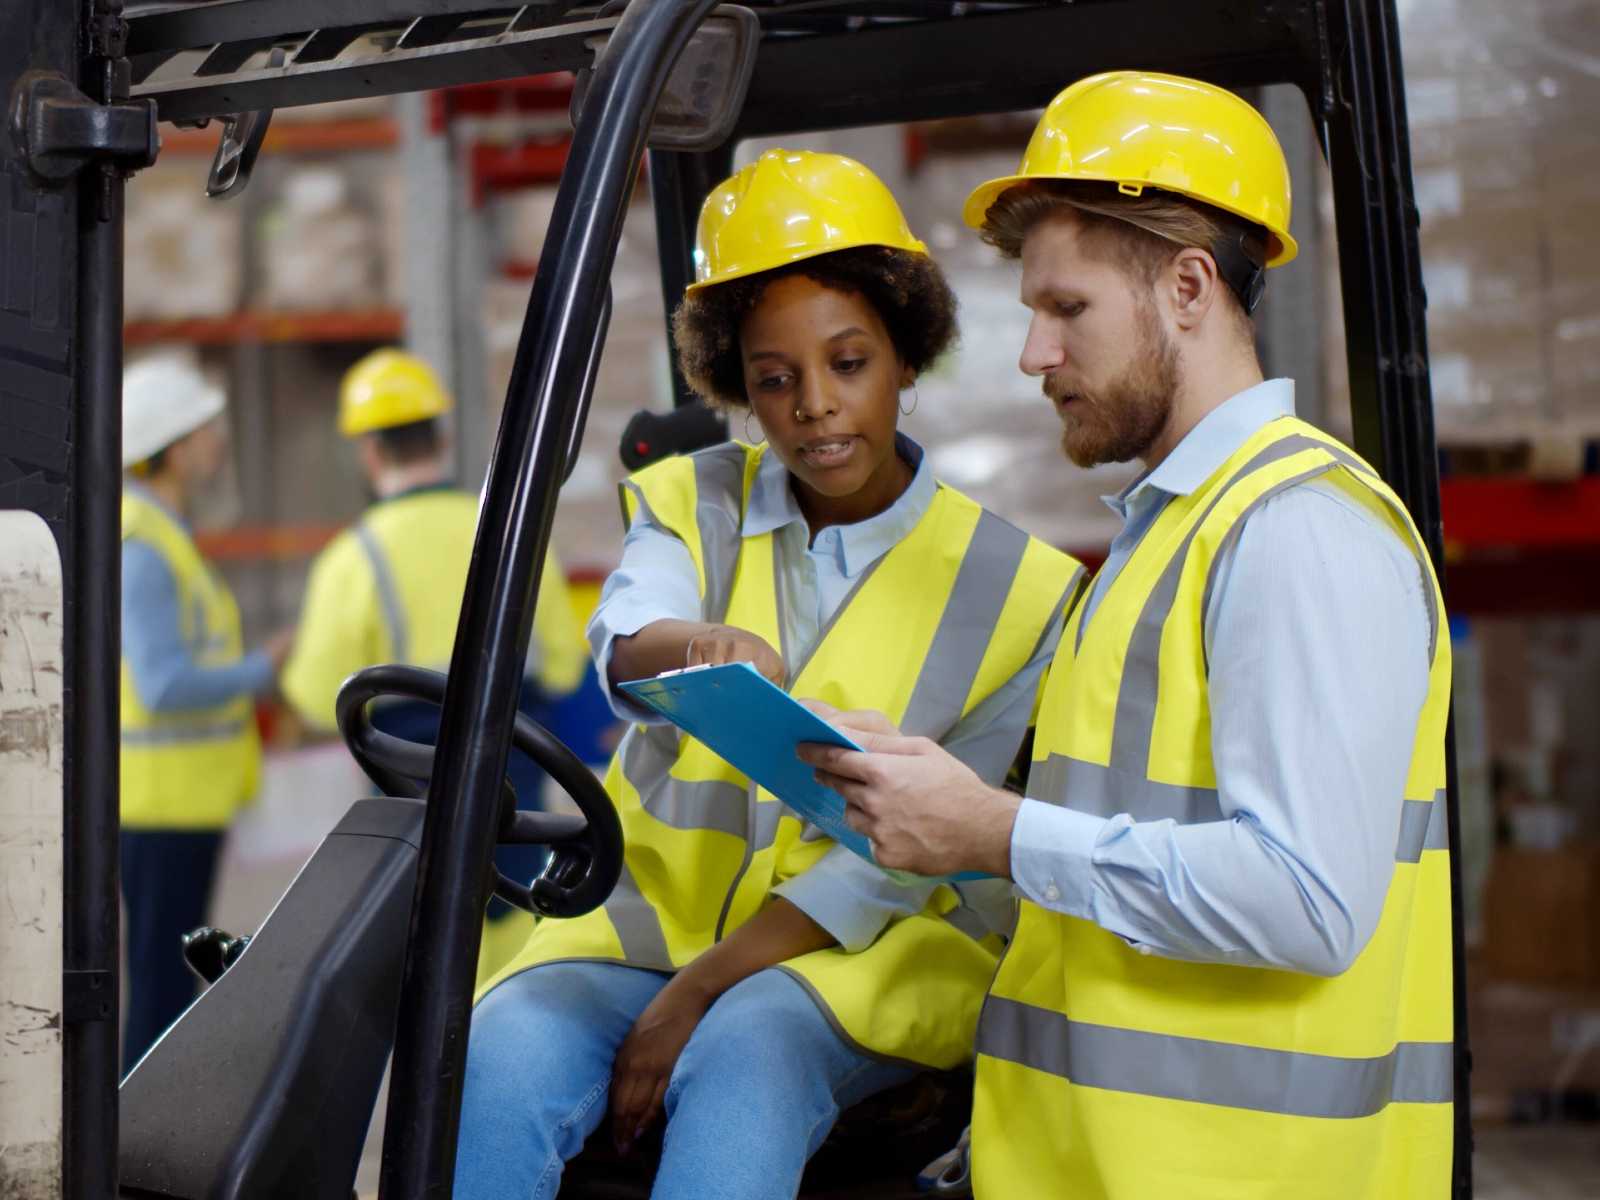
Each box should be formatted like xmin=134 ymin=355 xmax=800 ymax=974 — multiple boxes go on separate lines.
xmin=618 ymin=661 xmax=983 ymax=882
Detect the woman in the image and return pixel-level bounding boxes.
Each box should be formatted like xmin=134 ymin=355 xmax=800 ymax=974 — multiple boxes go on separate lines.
xmin=119 ymin=351 xmax=290 ymax=1072
xmin=455 ymin=149 xmax=1084 ymax=1199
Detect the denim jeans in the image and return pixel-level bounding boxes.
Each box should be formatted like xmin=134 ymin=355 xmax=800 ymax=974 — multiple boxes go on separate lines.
xmin=453 ymin=960 xmax=915 ymax=1199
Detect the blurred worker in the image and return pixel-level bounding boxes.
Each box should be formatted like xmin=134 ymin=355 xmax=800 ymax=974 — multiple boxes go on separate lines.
xmin=280 ymin=348 xmax=586 ymax=974
xmin=120 ymin=352 xmax=289 ymax=1074
xmin=803 ymin=72 xmax=1454 ymax=1198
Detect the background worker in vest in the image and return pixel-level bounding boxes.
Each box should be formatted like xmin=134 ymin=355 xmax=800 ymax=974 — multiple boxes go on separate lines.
xmin=120 ymin=352 xmax=291 ymax=1073
xmin=455 ymin=150 xmax=1081 ymax=1200
xmin=803 ymin=73 xmax=1454 ymax=1198
xmin=279 ymin=347 xmax=587 ymax=976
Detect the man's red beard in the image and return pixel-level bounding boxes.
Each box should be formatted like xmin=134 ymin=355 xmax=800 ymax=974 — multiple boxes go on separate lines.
xmin=1045 ymin=302 xmax=1180 ymax=468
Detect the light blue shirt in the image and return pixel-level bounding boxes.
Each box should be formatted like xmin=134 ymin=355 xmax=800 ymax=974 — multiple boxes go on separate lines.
xmin=1010 ymin=380 xmax=1433 ymax=976
xmin=589 ymin=437 xmax=1060 ymax=951
xmin=122 ymin=483 xmax=273 ymax=714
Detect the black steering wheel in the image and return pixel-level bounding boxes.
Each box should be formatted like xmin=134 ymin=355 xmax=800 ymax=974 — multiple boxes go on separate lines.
xmin=335 ymin=664 xmax=622 ymax=919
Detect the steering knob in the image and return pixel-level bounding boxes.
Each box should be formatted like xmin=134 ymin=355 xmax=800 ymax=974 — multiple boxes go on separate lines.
xmin=334 ymin=664 xmax=622 ymax=919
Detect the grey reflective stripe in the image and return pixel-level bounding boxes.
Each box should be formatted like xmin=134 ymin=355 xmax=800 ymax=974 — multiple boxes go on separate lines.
xmin=621 ymin=731 xmax=749 ymax=838
xmin=1199 ymin=453 xmax=1440 ymax=670
xmin=1396 ymin=793 xmax=1450 ymax=862
xmin=942 ymin=904 xmax=992 ymax=944
xmin=900 ymin=512 xmax=1031 ymax=738
xmin=978 ymin=996 xmax=1452 ymax=1117
xmin=123 ymin=717 xmax=251 ymax=746
xmin=354 ymin=523 xmax=409 ymax=663
xmin=1025 ymin=752 xmax=1221 ymax=824
xmin=751 ymin=797 xmax=786 ymax=851
xmin=602 ymin=862 xmax=673 ymax=967
xmin=619 ymin=479 xmax=674 ymax=541
xmin=1110 ymin=436 xmax=1337 ymax=774
xmin=691 ymin=446 xmax=747 ymax=624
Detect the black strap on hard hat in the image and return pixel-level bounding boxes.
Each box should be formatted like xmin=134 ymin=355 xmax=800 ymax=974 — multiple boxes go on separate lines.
xmin=1211 ymin=228 xmax=1268 ymax=315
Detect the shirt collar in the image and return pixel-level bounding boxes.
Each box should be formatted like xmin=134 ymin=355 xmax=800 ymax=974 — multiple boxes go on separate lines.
xmin=744 ymin=432 xmax=935 ymax=575
xmin=1104 ymin=377 xmax=1296 ymax=516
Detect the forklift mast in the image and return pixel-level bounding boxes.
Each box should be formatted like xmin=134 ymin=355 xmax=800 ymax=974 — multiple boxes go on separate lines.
xmin=0 ymin=2 xmax=1466 ymax=1197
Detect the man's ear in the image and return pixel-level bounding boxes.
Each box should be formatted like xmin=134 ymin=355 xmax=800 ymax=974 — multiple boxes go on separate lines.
xmin=1168 ymin=247 xmax=1223 ymax=333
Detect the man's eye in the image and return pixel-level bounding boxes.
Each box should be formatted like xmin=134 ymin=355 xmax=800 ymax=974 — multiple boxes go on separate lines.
xmin=1057 ymin=301 xmax=1086 ymax=318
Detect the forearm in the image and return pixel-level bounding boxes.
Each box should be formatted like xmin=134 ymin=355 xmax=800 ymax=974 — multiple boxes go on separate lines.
xmin=607 ymin=619 xmax=714 ymax=687
xmin=1011 ymin=800 xmax=1367 ymax=975
xmin=668 ymin=897 xmax=835 ymax=1005
xmin=143 ymin=650 xmax=273 ymax=712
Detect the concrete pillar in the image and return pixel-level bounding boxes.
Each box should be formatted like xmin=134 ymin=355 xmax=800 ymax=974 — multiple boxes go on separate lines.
xmin=0 ymin=512 xmax=65 ymax=1199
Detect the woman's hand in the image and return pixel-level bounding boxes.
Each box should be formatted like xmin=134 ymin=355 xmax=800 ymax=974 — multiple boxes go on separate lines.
xmin=687 ymin=624 xmax=786 ymax=687
xmin=609 ymin=978 xmax=712 ymax=1153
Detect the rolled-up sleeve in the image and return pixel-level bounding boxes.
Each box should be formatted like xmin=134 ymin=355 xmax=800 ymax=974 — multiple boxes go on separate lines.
xmin=1010 ymin=483 xmax=1431 ymax=975
xmin=586 ymin=516 xmax=703 ymax=722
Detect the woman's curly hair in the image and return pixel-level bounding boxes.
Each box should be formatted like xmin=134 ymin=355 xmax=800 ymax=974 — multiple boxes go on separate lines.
xmin=670 ymin=245 xmax=959 ymax=409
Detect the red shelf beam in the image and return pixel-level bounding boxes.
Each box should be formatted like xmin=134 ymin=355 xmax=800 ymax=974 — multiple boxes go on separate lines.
xmin=157 ymin=118 xmax=399 ymax=157
xmin=125 ymin=309 xmax=405 ymax=346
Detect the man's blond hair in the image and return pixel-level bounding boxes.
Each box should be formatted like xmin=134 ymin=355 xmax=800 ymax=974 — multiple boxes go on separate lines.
xmin=980 ymin=181 xmax=1267 ymax=325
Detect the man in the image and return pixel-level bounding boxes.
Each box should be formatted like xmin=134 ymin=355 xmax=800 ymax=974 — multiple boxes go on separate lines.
xmin=121 ymin=351 xmax=290 ymax=1071
xmin=801 ymin=72 xmax=1453 ymax=1198
xmin=281 ymin=348 xmax=586 ymax=975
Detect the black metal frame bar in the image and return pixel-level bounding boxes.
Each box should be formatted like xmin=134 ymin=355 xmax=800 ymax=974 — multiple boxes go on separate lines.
xmin=376 ymin=1 xmax=720 ymax=1194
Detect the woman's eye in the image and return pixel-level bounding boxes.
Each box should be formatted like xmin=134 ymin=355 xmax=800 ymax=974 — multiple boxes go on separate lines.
xmin=835 ymin=357 xmax=866 ymax=374
xmin=755 ymin=374 xmax=790 ymax=392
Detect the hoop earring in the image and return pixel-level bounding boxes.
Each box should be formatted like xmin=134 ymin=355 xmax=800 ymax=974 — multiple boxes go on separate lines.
xmin=900 ymin=384 xmax=919 ymax=417
xmin=743 ymin=409 xmax=766 ymax=444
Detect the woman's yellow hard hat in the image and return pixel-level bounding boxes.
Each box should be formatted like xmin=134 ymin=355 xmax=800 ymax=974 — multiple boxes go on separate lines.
xmin=338 ymin=348 xmax=453 ymax=438
xmin=688 ymin=148 xmax=927 ymax=293
xmin=962 ymin=71 xmax=1298 ymax=266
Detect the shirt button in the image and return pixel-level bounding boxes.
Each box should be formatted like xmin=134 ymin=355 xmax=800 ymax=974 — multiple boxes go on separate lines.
xmin=1043 ymin=882 xmax=1061 ymax=903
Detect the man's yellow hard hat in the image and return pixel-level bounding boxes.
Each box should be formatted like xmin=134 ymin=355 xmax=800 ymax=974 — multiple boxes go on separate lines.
xmin=338 ymin=348 xmax=453 ymax=438
xmin=963 ymin=71 xmax=1298 ymax=266
xmin=688 ymin=148 xmax=927 ymax=293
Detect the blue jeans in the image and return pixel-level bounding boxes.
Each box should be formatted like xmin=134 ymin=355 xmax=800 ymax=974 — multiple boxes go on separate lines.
xmin=120 ymin=829 xmax=223 ymax=1075
xmin=454 ymin=961 xmax=915 ymax=1199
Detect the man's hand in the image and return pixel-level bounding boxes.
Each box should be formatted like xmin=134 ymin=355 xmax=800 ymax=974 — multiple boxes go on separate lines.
xmin=686 ymin=624 xmax=785 ymax=687
xmin=798 ymin=701 xmax=1021 ymax=878
xmin=609 ymin=977 xmax=711 ymax=1153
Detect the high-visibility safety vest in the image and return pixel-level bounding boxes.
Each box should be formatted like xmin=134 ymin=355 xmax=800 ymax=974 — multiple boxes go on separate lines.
xmin=281 ymin=487 xmax=586 ymax=730
xmin=120 ymin=491 xmax=261 ymax=829
xmin=972 ymin=416 xmax=1454 ymax=1198
xmin=486 ymin=442 xmax=1085 ymax=1068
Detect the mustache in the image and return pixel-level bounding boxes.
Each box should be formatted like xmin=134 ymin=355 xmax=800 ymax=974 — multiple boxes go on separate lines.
xmin=1043 ymin=376 xmax=1083 ymax=405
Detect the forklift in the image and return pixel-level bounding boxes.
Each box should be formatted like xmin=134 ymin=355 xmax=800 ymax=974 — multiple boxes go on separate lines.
xmin=0 ymin=1 xmax=1471 ymax=1197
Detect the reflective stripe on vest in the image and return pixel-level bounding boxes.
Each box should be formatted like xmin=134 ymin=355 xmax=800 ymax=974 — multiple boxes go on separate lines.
xmin=354 ymin=521 xmax=410 ymax=663
xmin=975 ymin=416 xmax=1453 ymax=1198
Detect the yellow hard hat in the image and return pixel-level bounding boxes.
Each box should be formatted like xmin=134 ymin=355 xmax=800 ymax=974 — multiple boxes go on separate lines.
xmin=963 ymin=71 xmax=1298 ymax=267
xmin=687 ymin=148 xmax=927 ymax=293
xmin=338 ymin=348 xmax=453 ymax=438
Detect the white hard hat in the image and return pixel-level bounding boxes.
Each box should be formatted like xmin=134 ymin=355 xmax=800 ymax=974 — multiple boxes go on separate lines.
xmin=122 ymin=351 xmax=226 ymax=468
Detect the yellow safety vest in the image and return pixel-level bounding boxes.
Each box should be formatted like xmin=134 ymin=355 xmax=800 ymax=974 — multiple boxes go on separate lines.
xmin=972 ymin=416 xmax=1454 ymax=1198
xmin=120 ymin=491 xmax=261 ymax=829
xmin=281 ymin=487 xmax=586 ymax=730
xmin=486 ymin=442 xmax=1085 ymax=1068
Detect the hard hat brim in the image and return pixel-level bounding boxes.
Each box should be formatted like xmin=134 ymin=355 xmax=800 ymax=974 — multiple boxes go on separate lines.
xmin=685 ymin=234 xmax=930 ymax=295
xmin=961 ymin=173 xmax=1299 ymax=268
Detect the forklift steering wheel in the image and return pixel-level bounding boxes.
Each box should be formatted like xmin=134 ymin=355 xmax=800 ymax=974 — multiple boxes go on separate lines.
xmin=334 ymin=664 xmax=623 ymax=919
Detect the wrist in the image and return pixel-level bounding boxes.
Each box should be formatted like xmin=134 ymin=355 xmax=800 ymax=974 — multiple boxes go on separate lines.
xmin=977 ymin=787 xmax=1022 ymax=878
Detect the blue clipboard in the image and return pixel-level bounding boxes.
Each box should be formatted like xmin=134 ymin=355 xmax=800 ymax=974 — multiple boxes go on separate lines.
xmin=619 ymin=662 xmax=982 ymax=882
